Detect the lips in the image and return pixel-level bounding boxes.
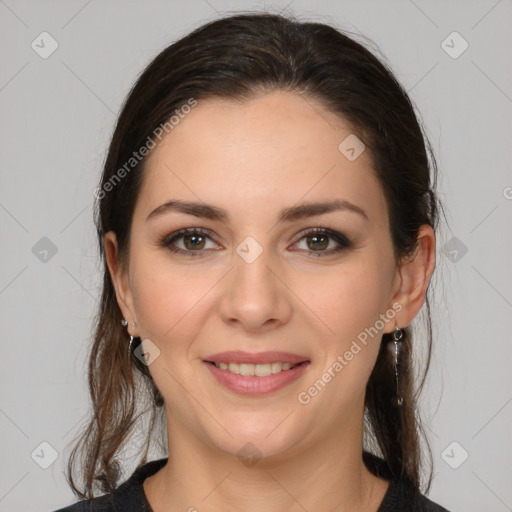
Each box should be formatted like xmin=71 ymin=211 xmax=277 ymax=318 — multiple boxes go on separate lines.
xmin=202 ymin=351 xmax=311 ymax=396
xmin=204 ymin=351 xmax=309 ymax=365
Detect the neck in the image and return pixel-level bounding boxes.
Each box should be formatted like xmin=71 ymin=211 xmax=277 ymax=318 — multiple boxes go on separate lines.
xmin=143 ymin=407 xmax=389 ymax=512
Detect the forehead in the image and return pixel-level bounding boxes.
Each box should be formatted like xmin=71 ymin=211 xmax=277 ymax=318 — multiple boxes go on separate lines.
xmin=137 ymin=91 xmax=386 ymax=223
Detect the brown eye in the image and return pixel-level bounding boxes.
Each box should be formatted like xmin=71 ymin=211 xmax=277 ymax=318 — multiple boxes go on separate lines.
xmin=161 ymin=228 xmax=219 ymax=256
xmin=306 ymin=233 xmax=329 ymax=251
xmin=182 ymin=233 xmax=206 ymax=250
xmin=293 ymin=228 xmax=352 ymax=257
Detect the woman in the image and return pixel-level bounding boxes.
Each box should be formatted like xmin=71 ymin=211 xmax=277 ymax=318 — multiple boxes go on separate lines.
xmin=55 ymin=11 xmax=450 ymax=512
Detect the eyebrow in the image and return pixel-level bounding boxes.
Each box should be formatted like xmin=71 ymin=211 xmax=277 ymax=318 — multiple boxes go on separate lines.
xmin=146 ymin=198 xmax=368 ymax=223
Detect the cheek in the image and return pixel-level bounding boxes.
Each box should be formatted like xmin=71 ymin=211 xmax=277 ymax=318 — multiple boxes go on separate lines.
xmin=301 ymin=257 xmax=393 ymax=342
xmin=294 ymin=253 xmax=395 ymax=402
xmin=129 ymin=252 xmax=216 ymax=349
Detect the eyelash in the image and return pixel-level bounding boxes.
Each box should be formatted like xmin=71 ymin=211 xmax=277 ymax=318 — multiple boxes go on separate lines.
xmin=159 ymin=227 xmax=352 ymax=258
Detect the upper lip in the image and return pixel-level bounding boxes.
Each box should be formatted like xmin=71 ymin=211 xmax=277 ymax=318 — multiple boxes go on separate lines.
xmin=204 ymin=351 xmax=310 ymax=365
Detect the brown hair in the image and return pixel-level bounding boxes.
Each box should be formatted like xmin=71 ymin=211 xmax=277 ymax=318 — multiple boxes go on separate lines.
xmin=65 ymin=11 xmax=443 ymax=499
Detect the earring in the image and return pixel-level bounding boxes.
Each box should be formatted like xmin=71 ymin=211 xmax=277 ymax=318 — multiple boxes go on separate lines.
xmin=128 ymin=335 xmax=134 ymax=357
xmin=122 ymin=319 xmax=135 ymax=357
xmin=390 ymin=325 xmax=404 ymax=407
xmin=121 ymin=318 xmax=138 ymax=357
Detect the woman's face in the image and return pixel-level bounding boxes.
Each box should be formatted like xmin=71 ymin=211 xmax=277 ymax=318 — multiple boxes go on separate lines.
xmin=108 ymin=90 xmax=408 ymax=461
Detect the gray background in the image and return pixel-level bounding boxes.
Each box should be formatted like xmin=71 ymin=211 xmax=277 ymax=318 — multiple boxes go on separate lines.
xmin=1 ymin=1 xmax=511 ymax=511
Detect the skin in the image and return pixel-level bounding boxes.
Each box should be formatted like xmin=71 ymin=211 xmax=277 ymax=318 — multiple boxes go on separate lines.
xmin=105 ymin=90 xmax=436 ymax=512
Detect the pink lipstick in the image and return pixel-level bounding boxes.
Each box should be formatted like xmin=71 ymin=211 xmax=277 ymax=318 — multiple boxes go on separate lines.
xmin=203 ymin=351 xmax=310 ymax=396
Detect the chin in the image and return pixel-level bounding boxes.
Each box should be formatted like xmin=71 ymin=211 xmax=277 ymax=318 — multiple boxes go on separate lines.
xmin=202 ymin=411 xmax=310 ymax=465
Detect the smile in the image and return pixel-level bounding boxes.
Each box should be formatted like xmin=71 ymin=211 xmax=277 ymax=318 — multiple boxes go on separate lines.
xmin=203 ymin=360 xmax=310 ymax=396
xmin=209 ymin=361 xmax=300 ymax=376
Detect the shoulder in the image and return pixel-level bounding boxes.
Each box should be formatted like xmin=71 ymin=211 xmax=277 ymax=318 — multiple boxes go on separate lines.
xmin=405 ymin=490 xmax=451 ymax=512
xmin=405 ymin=488 xmax=451 ymax=512
xmin=363 ymin=452 xmax=451 ymax=512
xmin=381 ymin=479 xmax=451 ymax=512
xmin=52 ymin=457 xmax=168 ymax=512
xmin=51 ymin=492 xmax=114 ymax=512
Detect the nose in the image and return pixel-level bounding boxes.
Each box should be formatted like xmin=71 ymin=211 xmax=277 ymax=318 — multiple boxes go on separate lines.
xmin=218 ymin=239 xmax=293 ymax=334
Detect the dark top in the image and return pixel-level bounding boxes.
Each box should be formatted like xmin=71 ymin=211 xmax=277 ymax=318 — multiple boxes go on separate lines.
xmin=53 ymin=455 xmax=451 ymax=511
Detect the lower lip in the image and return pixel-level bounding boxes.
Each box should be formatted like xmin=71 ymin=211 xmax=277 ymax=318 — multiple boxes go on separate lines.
xmin=203 ymin=361 xmax=310 ymax=396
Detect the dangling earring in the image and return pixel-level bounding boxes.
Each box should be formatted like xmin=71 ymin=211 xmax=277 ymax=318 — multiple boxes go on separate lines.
xmin=121 ymin=318 xmax=135 ymax=357
xmin=389 ymin=325 xmax=404 ymax=407
xmin=127 ymin=335 xmax=134 ymax=356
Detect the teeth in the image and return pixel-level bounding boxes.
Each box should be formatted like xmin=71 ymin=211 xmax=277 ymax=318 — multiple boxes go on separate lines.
xmin=271 ymin=362 xmax=282 ymax=373
xmin=213 ymin=361 xmax=298 ymax=376
xmin=255 ymin=363 xmax=271 ymax=377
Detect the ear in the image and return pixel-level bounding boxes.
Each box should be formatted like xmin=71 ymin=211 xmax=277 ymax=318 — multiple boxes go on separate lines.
xmin=104 ymin=231 xmax=139 ymax=337
xmin=385 ymin=224 xmax=436 ymax=331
